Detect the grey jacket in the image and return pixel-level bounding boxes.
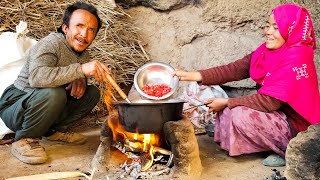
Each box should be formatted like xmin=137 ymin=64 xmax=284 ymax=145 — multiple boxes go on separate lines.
xmin=14 ymin=32 xmax=89 ymax=92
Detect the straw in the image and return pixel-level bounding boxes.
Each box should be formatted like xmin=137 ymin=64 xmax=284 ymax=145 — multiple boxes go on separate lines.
xmin=0 ymin=0 xmax=149 ymax=114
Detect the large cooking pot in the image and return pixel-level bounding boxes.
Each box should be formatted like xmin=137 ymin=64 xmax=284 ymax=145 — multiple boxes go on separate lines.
xmin=115 ymin=99 xmax=184 ymax=134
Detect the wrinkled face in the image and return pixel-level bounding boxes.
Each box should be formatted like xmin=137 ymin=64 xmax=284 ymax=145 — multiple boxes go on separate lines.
xmin=263 ymin=14 xmax=285 ymax=50
xmin=62 ymin=9 xmax=98 ymax=53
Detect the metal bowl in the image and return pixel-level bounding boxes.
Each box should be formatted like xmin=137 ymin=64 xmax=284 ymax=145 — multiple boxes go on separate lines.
xmin=134 ymin=62 xmax=179 ymax=100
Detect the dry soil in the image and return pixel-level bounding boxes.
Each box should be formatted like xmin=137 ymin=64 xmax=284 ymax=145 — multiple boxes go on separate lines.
xmin=0 ymin=116 xmax=285 ymax=180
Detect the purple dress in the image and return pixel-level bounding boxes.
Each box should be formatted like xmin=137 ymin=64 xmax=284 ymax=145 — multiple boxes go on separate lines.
xmin=214 ymin=106 xmax=291 ymax=157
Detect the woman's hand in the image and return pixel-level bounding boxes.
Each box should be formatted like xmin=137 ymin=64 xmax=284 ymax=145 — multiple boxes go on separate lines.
xmin=65 ymin=78 xmax=86 ymax=99
xmin=172 ymin=70 xmax=202 ymax=82
xmin=206 ymin=98 xmax=228 ymax=113
xmin=81 ymin=60 xmax=110 ymax=82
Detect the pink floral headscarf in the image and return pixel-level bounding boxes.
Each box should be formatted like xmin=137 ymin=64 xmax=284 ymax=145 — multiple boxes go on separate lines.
xmin=250 ymin=4 xmax=320 ymax=124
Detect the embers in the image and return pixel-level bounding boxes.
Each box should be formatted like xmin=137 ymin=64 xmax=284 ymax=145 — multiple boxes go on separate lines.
xmin=112 ymin=138 xmax=173 ymax=178
xmin=93 ymin=111 xmax=202 ymax=179
xmin=107 ymin=111 xmax=174 ymax=178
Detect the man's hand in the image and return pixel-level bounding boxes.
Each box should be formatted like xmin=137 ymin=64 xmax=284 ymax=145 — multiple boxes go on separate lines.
xmin=66 ymin=78 xmax=86 ymax=99
xmin=172 ymin=70 xmax=202 ymax=82
xmin=206 ymin=98 xmax=228 ymax=113
xmin=81 ymin=60 xmax=110 ymax=82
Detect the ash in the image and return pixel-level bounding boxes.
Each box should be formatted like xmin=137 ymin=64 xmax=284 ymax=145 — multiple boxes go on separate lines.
xmin=110 ymin=141 xmax=173 ymax=179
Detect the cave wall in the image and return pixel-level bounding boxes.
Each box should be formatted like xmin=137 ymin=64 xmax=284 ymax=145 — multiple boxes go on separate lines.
xmin=117 ymin=0 xmax=320 ymax=88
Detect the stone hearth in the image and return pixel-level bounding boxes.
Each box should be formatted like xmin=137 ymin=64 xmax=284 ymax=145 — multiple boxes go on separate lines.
xmin=91 ymin=111 xmax=202 ymax=179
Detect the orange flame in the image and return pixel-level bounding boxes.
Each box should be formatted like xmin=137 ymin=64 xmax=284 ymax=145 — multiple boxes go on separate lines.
xmin=103 ymin=80 xmax=160 ymax=152
xmin=107 ymin=114 xmax=160 ymax=150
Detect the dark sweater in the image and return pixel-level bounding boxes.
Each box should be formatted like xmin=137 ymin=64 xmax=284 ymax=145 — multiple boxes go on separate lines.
xmin=199 ymin=53 xmax=310 ymax=133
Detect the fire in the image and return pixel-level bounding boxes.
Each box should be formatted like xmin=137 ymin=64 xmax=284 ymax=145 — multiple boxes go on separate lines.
xmin=102 ymin=83 xmax=160 ymax=152
xmin=107 ymin=114 xmax=160 ymax=152
xmin=102 ymin=75 xmax=162 ymax=172
xmin=107 ymin=113 xmax=161 ymax=171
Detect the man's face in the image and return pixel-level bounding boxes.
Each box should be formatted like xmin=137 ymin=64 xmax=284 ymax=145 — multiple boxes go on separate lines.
xmin=62 ymin=9 xmax=98 ymax=53
xmin=263 ymin=14 xmax=285 ymax=50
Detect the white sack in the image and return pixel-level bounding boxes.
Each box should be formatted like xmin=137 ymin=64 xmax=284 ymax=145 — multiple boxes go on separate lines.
xmin=0 ymin=21 xmax=37 ymax=139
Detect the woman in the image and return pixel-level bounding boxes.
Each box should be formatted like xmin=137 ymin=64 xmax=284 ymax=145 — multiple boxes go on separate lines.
xmin=174 ymin=4 xmax=320 ymax=167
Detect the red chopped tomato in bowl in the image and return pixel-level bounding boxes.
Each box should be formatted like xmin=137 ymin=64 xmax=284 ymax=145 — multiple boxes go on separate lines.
xmin=142 ymin=84 xmax=172 ymax=97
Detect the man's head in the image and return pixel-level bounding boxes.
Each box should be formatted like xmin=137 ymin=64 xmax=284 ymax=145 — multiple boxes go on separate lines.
xmin=58 ymin=2 xmax=102 ymax=52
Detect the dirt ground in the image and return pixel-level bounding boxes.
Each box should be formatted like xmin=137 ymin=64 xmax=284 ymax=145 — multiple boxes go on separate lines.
xmin=0 ymin=115 xmax=285 ymax=180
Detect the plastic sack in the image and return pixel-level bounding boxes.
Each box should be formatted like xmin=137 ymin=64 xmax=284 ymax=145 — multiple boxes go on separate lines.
xmin=0 ymin=21 xmax=38 ymax=139
xmin=179 ymin=81 xmax=228 ymax=129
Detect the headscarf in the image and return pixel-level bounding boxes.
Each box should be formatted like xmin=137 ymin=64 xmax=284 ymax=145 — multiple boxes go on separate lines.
xmin=250 ymin=4 xmax=320 ymax=124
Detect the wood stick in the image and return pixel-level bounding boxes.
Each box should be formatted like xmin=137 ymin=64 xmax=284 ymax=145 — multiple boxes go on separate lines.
xmin=106 ymin=74 xmax=131 ymax=103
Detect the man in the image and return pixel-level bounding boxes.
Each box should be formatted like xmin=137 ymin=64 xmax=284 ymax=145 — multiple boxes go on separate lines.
xmin=0 ymin=2 xmax=109 ymax=164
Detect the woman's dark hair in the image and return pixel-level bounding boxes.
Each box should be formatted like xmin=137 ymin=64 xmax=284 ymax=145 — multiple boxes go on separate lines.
xmin=57 ymin=1 xmax=102 ymax=35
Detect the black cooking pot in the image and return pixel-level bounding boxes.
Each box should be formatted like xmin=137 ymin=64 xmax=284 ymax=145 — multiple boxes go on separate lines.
xmin=115 ymin=99 xmax=185 ymax=134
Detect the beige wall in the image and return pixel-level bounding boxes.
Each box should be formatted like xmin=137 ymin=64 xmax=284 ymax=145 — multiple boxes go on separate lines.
xmin=125 ymin=0 xmax=320 ymax=88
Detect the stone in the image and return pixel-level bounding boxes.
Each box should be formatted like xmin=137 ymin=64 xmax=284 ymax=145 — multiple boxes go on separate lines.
xmin=90 ymin=113 xmax=114 ymax=173
xmin=115 ymin=0 xmax=198 ymax=11
xmin=163 ymin=116 xmax=202 ymax=179
xmin=90 ymin=136 xmax=112 ymax=173
xmin=284 ymin=123 xmax=320 ymax=180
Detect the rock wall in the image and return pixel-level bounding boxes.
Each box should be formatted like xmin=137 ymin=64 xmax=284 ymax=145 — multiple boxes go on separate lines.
xmin=117 ymin=0 xmax=320 ymax=88
xmin=285 ymin=123 xmax=320 ymax=179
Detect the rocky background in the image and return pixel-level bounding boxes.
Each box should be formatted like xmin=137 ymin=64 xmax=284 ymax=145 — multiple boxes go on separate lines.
xmin=116 ymin=0 xmax=320 ymax=89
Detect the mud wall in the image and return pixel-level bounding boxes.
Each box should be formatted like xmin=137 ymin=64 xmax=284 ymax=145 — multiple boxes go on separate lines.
xmin=117 ymin=0 xmax=320 ymax=88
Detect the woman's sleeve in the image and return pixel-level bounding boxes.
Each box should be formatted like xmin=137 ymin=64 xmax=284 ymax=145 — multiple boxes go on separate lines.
xmin=228 ymin=94 xmax=284 ymax=112
xmin=199 ymin=53 xmax=252 ymax=85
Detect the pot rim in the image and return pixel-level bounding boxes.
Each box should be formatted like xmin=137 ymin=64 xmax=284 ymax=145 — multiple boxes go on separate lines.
xmin=115 ymin=99 xmax=185 ymax=105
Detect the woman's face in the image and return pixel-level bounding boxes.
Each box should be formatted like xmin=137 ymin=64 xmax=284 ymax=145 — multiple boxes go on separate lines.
xmin=264 ymin=14 xmax=285 ymax=50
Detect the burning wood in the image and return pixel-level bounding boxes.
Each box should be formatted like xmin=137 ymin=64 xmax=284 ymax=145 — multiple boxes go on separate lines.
xmin=98 ymin=74 xmax=174 ymax=179
xmin=106 ymin=111 xmax=160 ymax=147
xmin=112 ymin=137 xmax=173 ymax=179
xmin=97 ymin=114 xmax=203 ymax=179
xmin=118 ymin=159 xmax=172 ymax=179
xmin=113 ymin=139 xmax=173 ymax=164
xmin=100 ymin=101 xmax=201 ymax=179
xmin=105 ymin=108 xmax=173 ymax=176
xmin=123 ymin=138 xmax=171 ymax=155
xmin=124 ymin=138 xmax=150 ymax=153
